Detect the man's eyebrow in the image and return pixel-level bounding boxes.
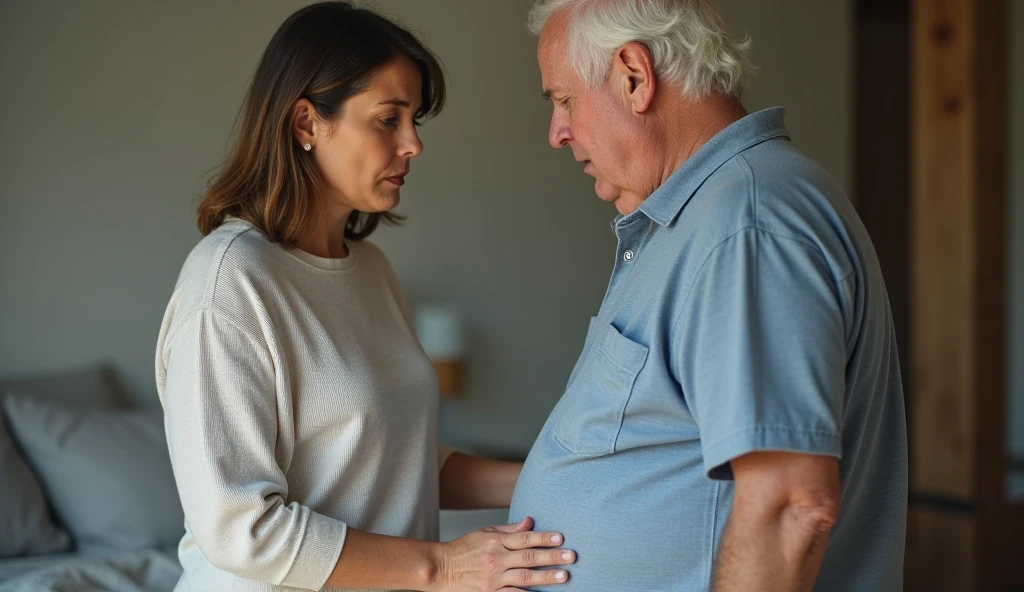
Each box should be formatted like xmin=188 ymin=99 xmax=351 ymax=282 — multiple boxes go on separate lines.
xmin=542 ymin=90 xmax=553 ymax=100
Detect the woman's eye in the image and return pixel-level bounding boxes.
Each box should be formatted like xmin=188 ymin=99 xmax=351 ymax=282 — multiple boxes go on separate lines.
xmin=380 ymin=117 xmax=398 ymax=127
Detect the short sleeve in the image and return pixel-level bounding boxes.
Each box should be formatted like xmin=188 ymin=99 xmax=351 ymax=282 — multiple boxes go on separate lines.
xmin=674 ymin=227 xmax=850 ymax=479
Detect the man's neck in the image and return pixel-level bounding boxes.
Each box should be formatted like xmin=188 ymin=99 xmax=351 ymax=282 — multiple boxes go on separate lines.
xmin=655 ymin=94 xmax=748 ymax=189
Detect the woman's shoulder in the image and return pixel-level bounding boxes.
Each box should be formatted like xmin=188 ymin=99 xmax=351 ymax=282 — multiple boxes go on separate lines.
xmin=350 ymin=239 xmax=402 ymax=284
xmin=349 ymin=238 xmax=388 ymax=265
xmin=157 ymin=220 xmax=277 ymax=358
xmin=170 ymin=219 xmax=279 ymax=311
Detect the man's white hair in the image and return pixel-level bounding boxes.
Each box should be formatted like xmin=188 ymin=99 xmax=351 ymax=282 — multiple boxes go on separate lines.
xmin=528 ymin=0 xmax=754 ymax=100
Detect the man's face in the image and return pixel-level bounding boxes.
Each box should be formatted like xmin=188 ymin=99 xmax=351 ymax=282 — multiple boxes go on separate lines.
xmin=537 ymin=13 xmax=644 ymax=215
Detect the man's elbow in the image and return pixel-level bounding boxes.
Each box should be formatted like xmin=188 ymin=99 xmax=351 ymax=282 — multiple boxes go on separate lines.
xmin=782 ymin=492 xmax=840 ymax=546
xmin=732 ymin=451 xmax=841 ymax=539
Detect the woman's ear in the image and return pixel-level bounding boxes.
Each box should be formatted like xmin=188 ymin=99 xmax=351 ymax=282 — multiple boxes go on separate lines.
xmin=292 ymin=98 xmax=317 ymax=150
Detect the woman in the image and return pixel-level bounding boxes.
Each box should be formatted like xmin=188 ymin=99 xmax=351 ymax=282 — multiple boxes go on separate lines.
xmin=154 ymin=3 xmax=574 ymax=591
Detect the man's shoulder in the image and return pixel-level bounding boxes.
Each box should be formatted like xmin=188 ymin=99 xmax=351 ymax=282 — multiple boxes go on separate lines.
xmin=678 ymin=141 xmax=858 ymax=278
xmin=695 ymin=140 xmax=845 ymax=229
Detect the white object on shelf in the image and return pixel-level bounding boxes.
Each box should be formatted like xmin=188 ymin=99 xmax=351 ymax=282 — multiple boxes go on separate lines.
xmin=414 ymin=305 xmax=466 ymax=361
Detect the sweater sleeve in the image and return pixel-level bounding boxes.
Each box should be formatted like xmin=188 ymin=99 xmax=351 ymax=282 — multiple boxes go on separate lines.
xmin=161 ymin=308 xmax=347 ymax=590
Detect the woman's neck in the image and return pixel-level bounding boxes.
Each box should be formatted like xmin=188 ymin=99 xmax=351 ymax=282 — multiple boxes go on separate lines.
xmin=296 ymin=209 xmax=352 ymax=259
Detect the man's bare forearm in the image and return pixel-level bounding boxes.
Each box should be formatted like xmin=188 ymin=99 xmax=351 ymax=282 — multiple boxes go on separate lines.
xmin=713 ymin=495 xmax=836 ymax=590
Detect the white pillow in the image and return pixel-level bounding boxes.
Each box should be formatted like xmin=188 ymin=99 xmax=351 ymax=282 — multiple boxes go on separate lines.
xmin=3 ymin=393 xmax=185 ymax=551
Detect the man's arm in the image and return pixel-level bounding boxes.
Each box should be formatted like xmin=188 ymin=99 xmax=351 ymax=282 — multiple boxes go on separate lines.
xmin=440 ymin=452 xmax=523 ymax=509
xmin=713 ymin=452 xmax=840 ymax=592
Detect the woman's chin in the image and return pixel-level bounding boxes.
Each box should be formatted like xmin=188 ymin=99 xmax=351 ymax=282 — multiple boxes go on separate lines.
xmin=363 ymin=190 xmax=401 ymax=213
xmin=380 ymin=192 xmax=401 ymax=211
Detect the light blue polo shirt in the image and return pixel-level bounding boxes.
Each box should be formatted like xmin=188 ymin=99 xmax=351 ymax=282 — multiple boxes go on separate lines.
xmin=509 ymin=108 xmax=907 ymax=591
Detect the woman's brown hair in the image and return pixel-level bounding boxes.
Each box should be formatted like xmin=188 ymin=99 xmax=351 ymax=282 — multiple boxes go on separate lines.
xmin=197 ymin=1 xmax=446 ymax=243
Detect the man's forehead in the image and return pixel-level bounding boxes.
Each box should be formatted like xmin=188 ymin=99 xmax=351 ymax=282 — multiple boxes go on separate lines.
xmin=537 ymin=17 xmax=571 ymax=92
xmin=537 ymin=10 xmax=570 ymax=62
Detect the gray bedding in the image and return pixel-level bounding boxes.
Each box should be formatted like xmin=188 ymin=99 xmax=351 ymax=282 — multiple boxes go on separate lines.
xmin=0 ymin=510 xmax=508 ymax=591
xmin=0 ymin=548 xmax=181 ymax=592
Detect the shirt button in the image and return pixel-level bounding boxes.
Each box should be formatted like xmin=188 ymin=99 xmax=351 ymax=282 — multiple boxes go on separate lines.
xmin=623 ymin=250 xmax=634 ymax=261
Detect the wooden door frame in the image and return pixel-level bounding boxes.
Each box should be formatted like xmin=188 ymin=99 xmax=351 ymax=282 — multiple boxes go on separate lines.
xmin=904 ymin=0 xmax=1020 ymax=589
xmin=857 ymin=0 xmax=1021 ymax=589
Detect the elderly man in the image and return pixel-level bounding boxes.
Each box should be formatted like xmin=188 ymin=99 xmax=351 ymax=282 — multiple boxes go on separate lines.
xmin=508 ymin=1 xmax=908 ymax=590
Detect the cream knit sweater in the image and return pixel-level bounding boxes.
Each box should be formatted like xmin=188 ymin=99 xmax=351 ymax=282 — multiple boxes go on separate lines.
xmin=156 ymin=219 xmax=450 ymax=592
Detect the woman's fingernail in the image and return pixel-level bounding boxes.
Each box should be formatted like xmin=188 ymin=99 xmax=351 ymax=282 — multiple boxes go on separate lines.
xmin=555 ymin=571 xmax=567 ymax=581
xmin=561 ymin=551 xmax=572 ymax=561
xmin=551 ymin=534 xmax=562 ymax=543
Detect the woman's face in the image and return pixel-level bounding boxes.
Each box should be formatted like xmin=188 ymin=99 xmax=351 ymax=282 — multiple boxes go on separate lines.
xmin=302 ymin=56 xmax=425 ymax=219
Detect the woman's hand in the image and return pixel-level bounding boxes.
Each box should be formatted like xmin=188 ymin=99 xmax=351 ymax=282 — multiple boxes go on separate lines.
xmin=430 ymin=517 xmax=575 ymax=591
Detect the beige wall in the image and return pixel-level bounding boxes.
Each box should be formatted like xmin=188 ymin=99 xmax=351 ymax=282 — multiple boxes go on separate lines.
xmin=0 ymin=0 xmax=852 ymax=455
xmin=718 ymin=0 xmax=853 ymax=194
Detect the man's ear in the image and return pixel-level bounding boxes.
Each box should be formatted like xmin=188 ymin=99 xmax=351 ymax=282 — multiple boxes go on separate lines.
xmin=612 ymin=41 xmax=657 ymax=114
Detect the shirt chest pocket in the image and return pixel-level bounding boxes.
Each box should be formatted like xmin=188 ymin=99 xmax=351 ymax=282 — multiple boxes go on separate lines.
xmin=554 ymin=319 xmax=649 ymax=456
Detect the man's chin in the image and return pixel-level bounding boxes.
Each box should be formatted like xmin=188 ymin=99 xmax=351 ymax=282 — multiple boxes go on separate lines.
xmin=592 ymin=179 xmax=619 ymax=203
xmin=593 ymin=180 xmax=642 ymax=216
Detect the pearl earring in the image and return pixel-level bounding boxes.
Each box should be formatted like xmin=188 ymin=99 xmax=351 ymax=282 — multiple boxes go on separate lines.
xmin=303 ymin=143 xmax=312 ymax=151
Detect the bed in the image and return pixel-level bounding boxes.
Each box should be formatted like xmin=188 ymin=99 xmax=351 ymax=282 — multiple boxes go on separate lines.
xmin=0 ymin=366 xmax=510 ymax=591
xmin=0 ymin=512 xmax=508 ymax=591
xmin=0 ymin=548 xmax=181 ymax=592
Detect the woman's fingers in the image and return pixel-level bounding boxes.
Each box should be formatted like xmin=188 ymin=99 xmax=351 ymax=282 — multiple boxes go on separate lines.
xmin=510 ymin=516 xmax=534 ymax=533
xmin=500 ymin=529 xmax=566 ymax=551
xmin=489 ymin=517 xmax=534 ymax=534
xmin=501 ymin=567 xmax=570 ymax=588
xmin=503 ymin=546 xmax=576 ymax=579
xmin=447 ymin=520 xmax=575 ymax=590
xmin=509 ymin=548 xmax=575 ymax=568
xmin=498 ymin=531 xmax=575 ymax=586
